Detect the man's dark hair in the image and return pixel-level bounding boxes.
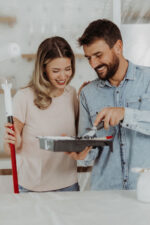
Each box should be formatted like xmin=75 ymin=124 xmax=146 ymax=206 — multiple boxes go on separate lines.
xmin=78 ymin=19 xmax=122 ymax=48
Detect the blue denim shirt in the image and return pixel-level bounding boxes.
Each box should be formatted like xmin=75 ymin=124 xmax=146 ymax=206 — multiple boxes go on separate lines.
xmin=78 ymin=61 xmax=150 ymax=190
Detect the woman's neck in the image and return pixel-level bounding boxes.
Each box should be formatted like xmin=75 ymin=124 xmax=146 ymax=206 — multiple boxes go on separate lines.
xmin=50 ymin=87 xmax=64 ymax=97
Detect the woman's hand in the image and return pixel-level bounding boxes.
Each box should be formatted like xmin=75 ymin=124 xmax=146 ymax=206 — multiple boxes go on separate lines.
xmin=4 ymin=123 xmax=21 ymax=151
xmin=4 ymin=118 xmax=24 ymax=154
xmin=78 ymin=81 xmax=91 ymax=98
xmin=66 ymin=146 xmax=92 ymax=160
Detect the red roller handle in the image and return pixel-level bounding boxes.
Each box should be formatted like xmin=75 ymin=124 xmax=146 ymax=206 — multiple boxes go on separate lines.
xmin=9 ymin=125 xmax=19 ymax=194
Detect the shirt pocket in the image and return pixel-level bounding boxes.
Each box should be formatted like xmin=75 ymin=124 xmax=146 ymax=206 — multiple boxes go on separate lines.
xmin=89 ymin=102 xmax=112 ymax=123
xmin=126 ymin=96 xmax=141 ymax=109
xmin=126 ymin=94 xmax=150 ymax=110
xmin=89 ymin=107 xmax=105 ymax=124
xmin=140 ymin=94 xmax=150 ymax=110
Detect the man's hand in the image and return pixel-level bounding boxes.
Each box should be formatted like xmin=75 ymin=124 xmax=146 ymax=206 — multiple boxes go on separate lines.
xmin=94 ymin=107 xmax=125 ymax=129
xmin=66 ymin=146 xmax=92 ymax=160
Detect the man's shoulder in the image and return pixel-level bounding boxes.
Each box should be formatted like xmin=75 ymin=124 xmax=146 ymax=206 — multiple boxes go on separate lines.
xmin=134 ymin=63 xmax=150 ymax=76
xmin=81 ymin=79 xmax=99 ymax=93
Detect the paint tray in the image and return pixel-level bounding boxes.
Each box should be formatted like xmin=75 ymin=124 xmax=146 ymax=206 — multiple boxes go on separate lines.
xmin=37 ymin=136 xmax=113 ymax=152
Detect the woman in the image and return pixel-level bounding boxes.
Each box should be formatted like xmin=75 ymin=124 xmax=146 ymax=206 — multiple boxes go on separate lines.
xmin=4 ymin=37 xmax=79 ymax=192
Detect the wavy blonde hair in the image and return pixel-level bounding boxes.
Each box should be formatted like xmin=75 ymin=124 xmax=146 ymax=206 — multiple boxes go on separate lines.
xmin=28 ymin=36 xmax=75 ymax=109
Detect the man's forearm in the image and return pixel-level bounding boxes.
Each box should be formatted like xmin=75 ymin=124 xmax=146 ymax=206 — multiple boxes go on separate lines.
xmin=121 ymin=108 xmax=150 ymax=135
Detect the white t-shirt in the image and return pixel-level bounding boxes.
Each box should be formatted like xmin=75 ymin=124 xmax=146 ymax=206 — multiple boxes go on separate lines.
xmin=13 ymin=85 xmax=78 ymax=191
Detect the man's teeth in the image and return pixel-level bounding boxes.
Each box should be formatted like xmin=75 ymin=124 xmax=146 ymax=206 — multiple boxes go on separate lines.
xmin=98 ymin=66 xmax=105 ymax=71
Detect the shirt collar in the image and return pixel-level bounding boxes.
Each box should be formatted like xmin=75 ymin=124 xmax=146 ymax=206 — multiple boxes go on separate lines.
xmin=97 ymin=60 xmax=136 ymax=88
xmin=125 ymin=60 xmax=136 ymax=81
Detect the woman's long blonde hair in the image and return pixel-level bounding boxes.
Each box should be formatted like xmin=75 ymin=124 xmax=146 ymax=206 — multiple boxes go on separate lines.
xmin=28 ymin=36 xmax=75 ymax=109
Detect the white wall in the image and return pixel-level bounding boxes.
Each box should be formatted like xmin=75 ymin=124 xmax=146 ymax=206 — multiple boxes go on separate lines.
xmin=1 ymin=0 xmax=150 ymax=153
xmin=0 ymin=0 xmax=113 ymax=152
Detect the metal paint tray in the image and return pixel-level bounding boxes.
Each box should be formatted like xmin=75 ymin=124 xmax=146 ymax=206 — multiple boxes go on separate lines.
xmin=37 ymin=136 xmax=113 ymax=152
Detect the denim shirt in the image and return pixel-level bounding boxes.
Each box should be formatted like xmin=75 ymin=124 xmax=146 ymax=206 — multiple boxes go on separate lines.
xmin=78 ymin=61 xmax=150 ymax=190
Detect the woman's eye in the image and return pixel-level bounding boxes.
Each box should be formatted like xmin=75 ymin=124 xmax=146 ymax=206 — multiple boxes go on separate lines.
xmin=65 ymin=68 xmax=71 ymax=71
xmin=53 ymin=71 xmax=59 ymax=73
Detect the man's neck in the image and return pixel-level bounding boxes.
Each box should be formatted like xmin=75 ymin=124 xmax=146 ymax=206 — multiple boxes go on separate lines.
xmin=109 ymin=58 xmax=128 ymax=87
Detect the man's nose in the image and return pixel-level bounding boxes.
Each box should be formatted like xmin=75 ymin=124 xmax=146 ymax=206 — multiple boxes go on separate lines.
xmin=90 ymin=57 xmax=100 ymax=69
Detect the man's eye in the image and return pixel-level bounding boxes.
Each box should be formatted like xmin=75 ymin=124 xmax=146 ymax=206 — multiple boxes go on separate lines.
xmin=96 ymin=54 xmax=102 ymax=58
xmin=53 ymin=71 xmax=59 ymax=73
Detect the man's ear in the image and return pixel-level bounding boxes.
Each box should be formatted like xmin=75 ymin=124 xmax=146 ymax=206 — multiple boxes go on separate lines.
xmin=113 ymin=40 xmax=123 ymax=55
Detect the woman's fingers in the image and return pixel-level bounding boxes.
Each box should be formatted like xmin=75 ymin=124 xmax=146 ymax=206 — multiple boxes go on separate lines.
xmin=78 ymin=146 xmax=92 ymax=159
xmin=4 ymin=133 xmax=15 ymax=140
xmin=4 ymin=139 xmax=15 ymax=145
xmin=5 ymin=127 xmax=15 ymax=135
xmin=66 ymin=146 xmax=92 ymax=160
xmin=4 ymin=123 xmax=16 ymax=145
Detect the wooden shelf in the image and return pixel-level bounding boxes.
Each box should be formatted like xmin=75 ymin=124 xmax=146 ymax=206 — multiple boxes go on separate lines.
xmin=22 ymin=54 xmax=36 ymax=62
xmin=0 ymin=152 xmax=10 ymax=159
xmin=22 ymin=53 xmax=84 ymax=61
xmin=0 ymin=88 xmax=16 ymax=96
xmin=0 ymin=16 xmax=16 ymax=26
xmin=75 ymin=53 xmax=84 ymax=59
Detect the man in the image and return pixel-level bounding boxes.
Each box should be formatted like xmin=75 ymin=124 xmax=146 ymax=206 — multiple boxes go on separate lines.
xmin=71 ymin=19 xmax=150 ymax=190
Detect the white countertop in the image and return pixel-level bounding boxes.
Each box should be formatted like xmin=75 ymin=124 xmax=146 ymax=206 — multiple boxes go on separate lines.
xmin=0 ymin=190 xmax=150 ymax=225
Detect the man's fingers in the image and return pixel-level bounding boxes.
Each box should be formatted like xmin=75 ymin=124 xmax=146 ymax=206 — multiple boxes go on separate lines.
xmin=94 ymin=110 xmax=106 ymax=126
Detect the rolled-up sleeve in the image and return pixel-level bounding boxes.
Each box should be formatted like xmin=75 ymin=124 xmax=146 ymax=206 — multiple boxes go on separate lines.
xmin=121 ymin=107 xmax=150 ymax=135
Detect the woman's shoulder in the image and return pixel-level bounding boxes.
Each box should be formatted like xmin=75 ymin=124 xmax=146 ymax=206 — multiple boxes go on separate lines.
xmin=14 ymin=87 xmax=34 ymax=101
xmin=15 ymin=87 xmax=34 ymax=96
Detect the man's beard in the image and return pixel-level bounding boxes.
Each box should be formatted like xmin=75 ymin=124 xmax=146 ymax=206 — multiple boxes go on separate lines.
xmin=95 ymin=54 xmax=119 ymax=81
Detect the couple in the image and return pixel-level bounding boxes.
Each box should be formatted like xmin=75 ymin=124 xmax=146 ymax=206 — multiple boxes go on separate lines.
xmin=4 ymin=19 xmax=150 ymax=192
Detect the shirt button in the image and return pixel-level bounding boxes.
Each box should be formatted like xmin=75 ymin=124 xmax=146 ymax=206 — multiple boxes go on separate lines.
xmin=126 ymin=124 xmax=129 ymax=127
xmin=124 ymin=179 xmax=127 ymax=182
xmin=116 ymin=91 xmax=119 ymax=94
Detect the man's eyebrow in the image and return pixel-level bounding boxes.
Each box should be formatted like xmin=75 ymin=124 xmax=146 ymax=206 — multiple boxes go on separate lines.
xmin=84 ymin=51 xmax=102 ymax=58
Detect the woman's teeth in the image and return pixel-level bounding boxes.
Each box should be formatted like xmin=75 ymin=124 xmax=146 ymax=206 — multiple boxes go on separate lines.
xmin=56 ymin=80 xmax=66 ymax=85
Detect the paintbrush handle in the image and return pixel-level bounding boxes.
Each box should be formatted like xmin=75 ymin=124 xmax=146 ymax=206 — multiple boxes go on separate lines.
xmin=96 ymin=121 xmax=104 ymax=130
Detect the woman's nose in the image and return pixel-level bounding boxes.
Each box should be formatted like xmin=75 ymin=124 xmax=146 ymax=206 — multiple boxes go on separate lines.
xmin=59 ymin=70 xmax=66 ymax=79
